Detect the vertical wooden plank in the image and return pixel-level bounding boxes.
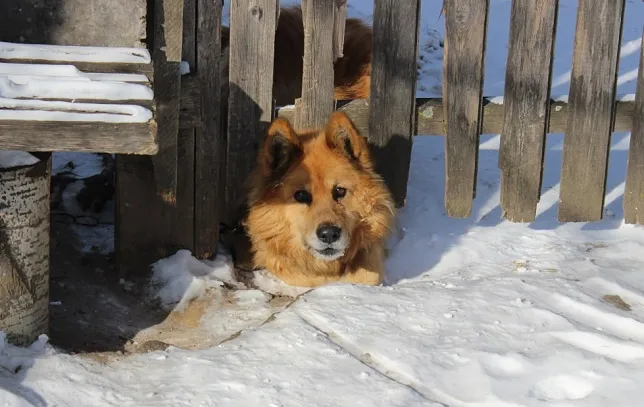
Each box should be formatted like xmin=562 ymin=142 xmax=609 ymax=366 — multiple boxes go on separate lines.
xmin=558 ymin=0 xmax=625 ymax=222
xmin=499 ymin=0 xmax=558 ymax=222
xmin=624 ymin=27 xmax=644 ymax=225
xmin=152 ymin=0 xmax=184 ymax=200
xmin=225 ymin=0 xmax=279 ymax=226
xmin=110 ymin=0 xmax=182 ymax=278
xmin=294 ymin=0 xmax=336 ymax=130
xmin=442 ymin=0 xmax=490 ymax=218
xmin=175 ymin=0 xmax=197 ymax=252
xmin=194 ymin=0 xmax=223 ymax=258
xmin=333 ymin=0 xmax=348 ymax=61
xmin=368 ymin=0 xmax=422 ymax=208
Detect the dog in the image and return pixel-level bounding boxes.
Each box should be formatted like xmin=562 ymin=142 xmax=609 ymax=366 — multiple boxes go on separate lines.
xmin=243 ymin=111 xmax=395 ymax=288
xmin=220 ymin=5 xmax=373 ymax=107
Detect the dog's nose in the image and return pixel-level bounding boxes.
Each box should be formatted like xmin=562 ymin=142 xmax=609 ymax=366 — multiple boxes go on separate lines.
xmin=316 ymin=224 xmax=342 ymax=244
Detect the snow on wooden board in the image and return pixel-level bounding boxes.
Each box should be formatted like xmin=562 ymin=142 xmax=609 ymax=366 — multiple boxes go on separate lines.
xmin=0 ymin=98 xmax=153 ymax=123
xmin=0 ymin=62 xmax=150 ymax=83
xmin=0 ymin=77 xmax=153 ymax=102
xmin=0 ymin=41 xmax=151 ymax=65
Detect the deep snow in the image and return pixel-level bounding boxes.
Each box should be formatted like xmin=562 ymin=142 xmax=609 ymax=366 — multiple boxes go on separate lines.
xmin=2 ymin=0 xmax=644 ymax=406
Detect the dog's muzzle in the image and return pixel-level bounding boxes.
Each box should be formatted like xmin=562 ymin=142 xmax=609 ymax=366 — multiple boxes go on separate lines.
xmin=306 ymin=223 xmax=349 ymax=261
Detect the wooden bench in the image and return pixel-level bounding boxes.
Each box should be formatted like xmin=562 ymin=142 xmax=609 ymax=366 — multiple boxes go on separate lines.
xmin=0 ymin=41 xmax=157 ymax=153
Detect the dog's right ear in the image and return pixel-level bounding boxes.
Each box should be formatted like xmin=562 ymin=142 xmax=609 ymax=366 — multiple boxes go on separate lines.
xmin=261 ymin=118 xmax=302 ymax=181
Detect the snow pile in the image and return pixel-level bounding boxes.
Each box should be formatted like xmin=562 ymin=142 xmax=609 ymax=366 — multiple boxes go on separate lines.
xmin=0 ymin=150 xmax=39 ymax=169
xmin=0 ymin=332 xmax=49 ymax=374
xmin=148 ymin=249 xmax=243 ymax=311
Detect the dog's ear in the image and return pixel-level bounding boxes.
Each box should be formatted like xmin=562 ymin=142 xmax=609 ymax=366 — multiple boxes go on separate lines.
xmin=261 ymin=117 xmax=302 ymax=181
xmin=325 ymin=111 xmax=368 ymax=164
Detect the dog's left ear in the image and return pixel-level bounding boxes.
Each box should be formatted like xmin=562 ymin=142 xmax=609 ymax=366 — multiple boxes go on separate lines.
xmin=325 ymin=111 xmax=368 ymax=163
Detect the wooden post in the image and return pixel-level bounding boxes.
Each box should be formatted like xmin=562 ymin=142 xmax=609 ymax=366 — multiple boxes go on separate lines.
xmin=225 ymin=0 xmax=279 ymax=227
xmin=0 ymin=154 xmax=51 ymax=346
xmin=294 ymin=0 xmax=337 ymax=130
xmin=115 ymin=0 xmax=187 ymax=278
xmin=499 ymin=0 xmax=558 ymax=222
xmin=151 ymin=0 xmax=184 ymax=200
xmin=368 ymin=0 xmax=422 ymax=208
xmin=442 ymin=0 xmax=490 ymax=218
xmin=194 ymin=0 xmax=224 ymax=258
xmin=558 ymin=0 xmax=625 ymax=222
xmin=624 ymin=27 xmax=644 ymax=225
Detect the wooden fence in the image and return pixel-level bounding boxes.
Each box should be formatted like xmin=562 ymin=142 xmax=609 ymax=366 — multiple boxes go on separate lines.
xmin=276 ymin=0 xmax=643 ymax=225
xmin=5 ymin=0 xmax=641 ymax=277
xmin=174 ymin=0 xmax=643 ymax=270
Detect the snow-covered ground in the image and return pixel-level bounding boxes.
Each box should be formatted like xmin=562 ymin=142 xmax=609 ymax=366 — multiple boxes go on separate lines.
xmin=2 ymin=0 xmax=644 ymax=406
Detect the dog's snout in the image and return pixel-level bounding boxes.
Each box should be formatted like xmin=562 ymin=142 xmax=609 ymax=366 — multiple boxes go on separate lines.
xmin=316 ymin=223 xmax=342 ymax=244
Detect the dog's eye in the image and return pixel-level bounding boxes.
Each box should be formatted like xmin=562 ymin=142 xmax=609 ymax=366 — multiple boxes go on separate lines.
xmin=294 ymin=189 xmax=312 ymax=204
xmin=332 ymin=186 xmax=347 ymax=200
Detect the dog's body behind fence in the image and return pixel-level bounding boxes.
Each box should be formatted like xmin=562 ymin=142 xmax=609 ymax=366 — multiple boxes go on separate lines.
xmin=220 ymin=5 xmax=373 ymax=107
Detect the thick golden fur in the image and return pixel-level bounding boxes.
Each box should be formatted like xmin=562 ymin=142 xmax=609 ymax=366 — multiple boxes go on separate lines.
xmin=221 ymin=5 xmax=372 ymax=106
xmin=243 ymin=112 xmax=395 ymax=288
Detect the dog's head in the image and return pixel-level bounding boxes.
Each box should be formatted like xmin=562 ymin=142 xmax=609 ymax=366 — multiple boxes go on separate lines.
xmin=246 ymin=112 xmax=394 ymax=264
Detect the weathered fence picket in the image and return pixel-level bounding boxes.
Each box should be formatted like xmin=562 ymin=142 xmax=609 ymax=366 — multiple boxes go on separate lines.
xmin=225 ymin=0 xmax=279 ymax=227
xmin=442 ymin=0 xmax=490 ymax=218
xmin=368 ymin=0 xmax=422 ymax=208
xmin=558 ymin=0 xmax=626 ymax=222
xmin=195 ymin=0 xmax=224 ymax=258
xmin=499 ymin=0 xmax=558 ymax=222
xmin=624 ymin=27 xmax=644 ymax=225
xmin=294 ymin=0 xmax=338 ymax=130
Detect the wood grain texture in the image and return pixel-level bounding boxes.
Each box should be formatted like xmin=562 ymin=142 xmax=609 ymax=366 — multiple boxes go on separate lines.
xmin=294 ymin=0 xmax=336 ymax=130
xmin=624 ymin=27 xmax=644 ymax=225
xmin=442 ymin=0 xmax=489 ymax=218
xmin=0 ymin=155 xmax=51 ymax=346
xmin=225 ymin=0 xmax=279 ymax=226
xmin=151 ymin=0 xmax=184 ymax=201
xmin=175 ymin=0 xmax=198 ymax=253
xmin=333 ymin=0 xmax=348 ymax=61
xmin=499 ymin=0 xmax=557 ymax=222
xmin=0 ymin=121 xmax=157 ymax=154
xmin=278 ymin=98 xmax=636 ymax=135
xmin=195 ymin=0 xmax=223 ymax=258
xmin=0 ymin=0 xmax=147 ymax=47
xmin=558 ymin=0 xmax=625 ymax=222
xmin=368 ymin=0 xmax=422 ymax=208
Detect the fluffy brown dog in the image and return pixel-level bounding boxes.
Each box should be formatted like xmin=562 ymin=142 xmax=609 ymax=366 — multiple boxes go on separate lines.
xmin=221 ymin=5 xmax=372 ymax=106
xmin=243 ymin=112 xmax=395 ymax=288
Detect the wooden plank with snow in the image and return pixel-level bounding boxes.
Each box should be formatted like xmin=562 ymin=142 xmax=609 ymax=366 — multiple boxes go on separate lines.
xmin=442 ymin=0 xmax=490 ymax=218
xmin=225 ymin=0 xmax=279 ymax=227
xmin=368 ymin=0 xmax=422 ymax=208
xmin=294 ymin=0 xmax=337 ymax=130
xmin=499 ymin=0 xmax=557 ymax=222
xmin=624 ymin=28 xmax=644 ymax=225
xmin=0 ymin=42 xmax=153 ymax=77
xmin=558 ymin=0 xmax=625 ymax=222
xmin=0 ymin=43 xmax=157 ymax=155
